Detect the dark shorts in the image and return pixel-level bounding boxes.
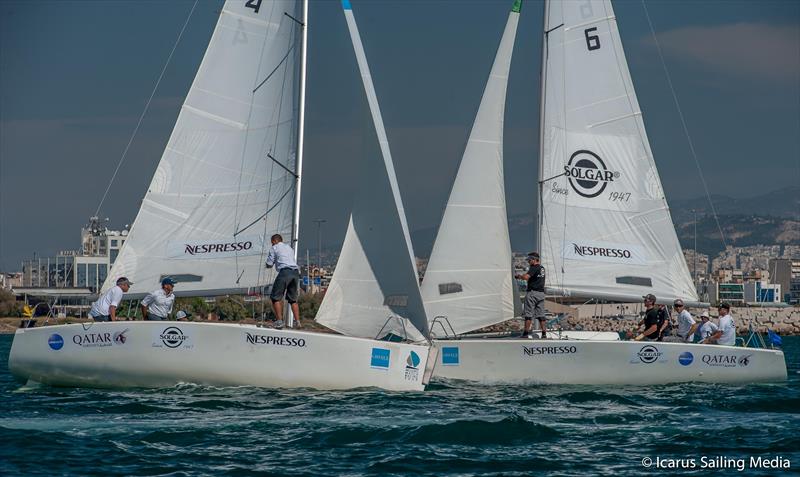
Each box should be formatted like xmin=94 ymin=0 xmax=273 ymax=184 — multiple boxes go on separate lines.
xmin=90 ymin=313 xmax=111 ymax=322
xmin=271 ymin=268 xmax=300 ymax=303
xmin=147 ymin=315 xmax=166 ymax=321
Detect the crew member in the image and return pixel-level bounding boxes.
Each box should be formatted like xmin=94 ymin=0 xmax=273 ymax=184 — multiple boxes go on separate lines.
xmin=515 ymin=252 xmax=546 ymax=339
xmin=266 ymin=234 xmax=302 ymax=328
xmin=141 ymin=277 xmax=177 ymax=321
xmin=663 ymin=299 xmax=698 ymax=342
xmin=697 ymin=311 xmax=718 ymax=343
xmin=706 ymin=303 xmax=736 ymax=346
xmin=88 ymin=277 xmax=132 ymax=322
xmin=634 ymin=294 xmax=660 ymax=341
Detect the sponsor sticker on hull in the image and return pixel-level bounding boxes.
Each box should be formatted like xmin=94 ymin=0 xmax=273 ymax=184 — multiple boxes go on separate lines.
xmin=701 ymin=353 xmax=752 ymax=368
xmin=523 ymin=345 xmax=578 ymax=357
xmin=48 ymin=334 xmax=64 ymax=351
xmin=630 ymin=345 xmax=666 ymax=365
xmin=404 ymin=351 xmax=420 ymax=381
xmin=370 ymin=348 xmax=390 ymax=370
xmin=678 ymin=351 xmax=694 ymax=366
xmin=441 ymin=347 xmax=460 ymax=366
xmin=72 ymin=330 xmax=129 ymax=348
xmin=244 ymin=332 xmax=306 ymax=348
xmin=153 ymin=326 xmax=193 ymax=350
xmin=166 ymin=235 xmax=264 ymax=260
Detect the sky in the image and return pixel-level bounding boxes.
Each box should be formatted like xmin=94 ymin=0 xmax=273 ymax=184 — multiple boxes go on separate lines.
xmin=0 ymin=0 xmax=798 ymax=271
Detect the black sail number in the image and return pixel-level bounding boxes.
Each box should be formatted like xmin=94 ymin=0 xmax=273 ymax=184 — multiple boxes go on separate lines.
xmin=245 ymin=0 xmax=262 ymax=14
xmin=584 ymin=27 xmax=600 ymax=51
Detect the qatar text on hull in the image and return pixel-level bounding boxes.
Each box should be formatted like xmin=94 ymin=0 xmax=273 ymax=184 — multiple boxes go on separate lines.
xmin=430 ymin=339 xmax=786 ymax=385
xmin=10 ymin=322 xmax=433 ymax=391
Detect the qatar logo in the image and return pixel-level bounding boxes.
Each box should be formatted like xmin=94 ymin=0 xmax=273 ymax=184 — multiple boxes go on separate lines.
xmin=678 ymin=351 xmax=694 ymax=366
xmin=563 ymin=150 xmax=620 ymax=198
xmin=113 ymin=328 xmax=129 ymax=345
xmin=48 ymin=334 xmax=64 ymax=351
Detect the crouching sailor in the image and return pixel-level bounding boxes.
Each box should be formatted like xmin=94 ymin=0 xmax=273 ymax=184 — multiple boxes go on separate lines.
xmin=141 ymin=277 xmax=177 ymax=321
xmin=265 ymin=234 xmax=302 ymax=328
xmin=89 ymin=277 xmax=132 ymax=322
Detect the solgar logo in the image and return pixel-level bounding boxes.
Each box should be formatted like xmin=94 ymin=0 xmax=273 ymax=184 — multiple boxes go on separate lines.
xmin=184 ymin=241 xmax=253 ymax=255
xmin=572 ymin=243 xmax=632 ymax=260
xmin=564 ymin=150 xmax=620 ymax=198
xmin=637 ymin=345 xmax=662 ymax=364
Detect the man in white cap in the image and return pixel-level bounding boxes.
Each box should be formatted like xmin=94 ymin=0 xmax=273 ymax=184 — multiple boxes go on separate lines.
xmin=697 ymin=311 xmax=718 ymax=343
xmin=663 ymin=299 xmax=698 ymax=342
xmin=705 ymin=303 xmax=736 ymax=346
xmin=88 ymin=277 xmax=132 ymax=322
xmin=141 ymin=277 xmax=177 ymax=321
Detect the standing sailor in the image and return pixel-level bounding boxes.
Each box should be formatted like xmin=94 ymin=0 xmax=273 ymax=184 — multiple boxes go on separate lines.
xmin=141 ymin=277 xmax=177 ymax=321
xmin=515 ymin=252 xmax=546 ymax=339
xmin=265 ymin=234 xmax=302 ymax=328
xmin=88 ymin=277 xmax=132 ymax=322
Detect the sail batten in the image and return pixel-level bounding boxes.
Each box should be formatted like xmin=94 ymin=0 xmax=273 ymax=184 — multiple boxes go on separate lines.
xmin=419 ymin=5 xmax=521 ymax=336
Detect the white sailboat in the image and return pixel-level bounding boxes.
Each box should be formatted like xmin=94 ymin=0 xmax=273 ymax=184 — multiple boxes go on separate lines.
xmin=429 ymin=0 xmax=787 ymax=384
xmin=9 ymin=0 xmax=434 ymax=392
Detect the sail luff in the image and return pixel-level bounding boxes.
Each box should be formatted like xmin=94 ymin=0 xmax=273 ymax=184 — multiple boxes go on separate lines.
xmin=292 ymin=0 xmax=309 ymax=258
xmin=420 ymin=4 xmax=521 ymax=336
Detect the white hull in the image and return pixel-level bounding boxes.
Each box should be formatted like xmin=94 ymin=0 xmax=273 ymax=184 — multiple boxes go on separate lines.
xmin=431 ymin=339 xmax=787 ymax=385
xmin=9 ymin=322 xmax=433 ymax=391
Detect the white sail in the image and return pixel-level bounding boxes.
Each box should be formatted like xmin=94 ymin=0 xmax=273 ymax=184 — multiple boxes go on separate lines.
xmin=538 ymin=0 xmax=697 ymax=304
xmin=103 ymin=0 xmax=304 ymax=297
xmin=420 ymin=3 xmax=521 ymax=336
xmin=314 ymin=0 xmax=429 ymax=341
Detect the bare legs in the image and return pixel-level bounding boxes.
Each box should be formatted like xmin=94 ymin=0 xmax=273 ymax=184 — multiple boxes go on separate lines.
xmin=271 ymin=300 xmax=302 ymax=328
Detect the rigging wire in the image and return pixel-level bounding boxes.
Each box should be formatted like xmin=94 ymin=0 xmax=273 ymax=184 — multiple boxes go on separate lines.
xmin=93 ymin=0 xmax=199 ymax=218
xmin=641 ymin=0 xmax=728 ymax=249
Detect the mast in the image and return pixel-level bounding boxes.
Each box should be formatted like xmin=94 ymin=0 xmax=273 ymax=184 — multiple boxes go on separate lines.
xmin=292 ymin=0 xmax=309 ymax=258
xmin=535 ymin=0 xmax=549 ymax=253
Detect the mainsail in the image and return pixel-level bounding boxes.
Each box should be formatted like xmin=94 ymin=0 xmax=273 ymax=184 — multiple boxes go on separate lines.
xmin=538 ymin=0 xmax=697 ymax=304
xmin=314 ymin=0 xmax=429 ymax=341
xmin=104 ymin=0 xmax=304 ymax=297
xmin=420 ymin=1 xmax=521 ymax=336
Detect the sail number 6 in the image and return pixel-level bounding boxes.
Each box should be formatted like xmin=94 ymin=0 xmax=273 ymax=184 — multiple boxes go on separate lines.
xmin=584 ymin=27 xmax=600 ymax=51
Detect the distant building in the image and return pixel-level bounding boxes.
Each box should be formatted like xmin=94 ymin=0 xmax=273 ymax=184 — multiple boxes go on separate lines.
xmin=20 ymin=217 xmax=129 ymax=292
xmin=769 ymin=258 xmax=793 ymax=303
xmin=0 ymin=272 xmax=24 ymax=290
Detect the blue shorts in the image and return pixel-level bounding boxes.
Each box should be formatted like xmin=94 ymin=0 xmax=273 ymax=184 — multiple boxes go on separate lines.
xmin=271 ymin=268 xmax=300 ymax=303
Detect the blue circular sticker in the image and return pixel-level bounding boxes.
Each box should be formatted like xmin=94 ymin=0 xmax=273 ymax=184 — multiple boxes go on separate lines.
xmin=678 ymin=351 xmax=694 ymax=366
xmin=48 ymin=334 xmax=64 ymax=351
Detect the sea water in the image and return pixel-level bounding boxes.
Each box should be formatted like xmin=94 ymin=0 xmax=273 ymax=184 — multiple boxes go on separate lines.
xmin=1 ymin=334 xmax=798 ymax=476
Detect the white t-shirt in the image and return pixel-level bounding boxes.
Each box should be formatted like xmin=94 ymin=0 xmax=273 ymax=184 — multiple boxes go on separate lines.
xmin=676 ymin=310 xmax=696 ymax=338
xmin=90 ymin=286 xmax=124 ymax=317
xmin=718 ymin=313 xmax=736 ymax=346
xmin=699 ymin=321 xmax=718 ymax=341
xmin=142 ymin=288 xmax=175 ymax=318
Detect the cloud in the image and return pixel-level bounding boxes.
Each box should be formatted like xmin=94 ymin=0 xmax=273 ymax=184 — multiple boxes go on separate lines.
xmin=642 ymin=23 xmax=800 ymax=82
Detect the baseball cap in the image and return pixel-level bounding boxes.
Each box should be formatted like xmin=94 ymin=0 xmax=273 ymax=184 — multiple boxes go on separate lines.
xmin=643 ymin=294 xmax=657 ymax=303
xmin=176 ymin=310 xmax=188 ymax=320
xmin=673 ymin=299 xmax=684 ymax=307
xmin=700 ymin=311 xmax=710 ymax=319
xmin=116 ymin=277 xmax=133 ymax=286
xmin=527 ymin=251 xmax=540 ymax=260
xmin=718 ymin=302 xmax=731 ymax=310
xmin=161 ymin=277 xmax=177 ymax=286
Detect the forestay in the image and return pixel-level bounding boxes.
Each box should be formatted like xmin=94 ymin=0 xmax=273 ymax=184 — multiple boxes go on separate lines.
xmin=103 ymin=0 xmax=303 ymax=297
xmin=538 ymin=0 xmax=697 ymax=304
xmin=314 ymin=1 xmax=429 ymax=341
xmin=420 ymin=2 xmax=521 ymax=336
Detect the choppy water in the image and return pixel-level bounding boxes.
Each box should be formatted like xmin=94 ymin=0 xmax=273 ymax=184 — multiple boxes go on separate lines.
xmin=1 ymin=334 xmax=798 ymax=476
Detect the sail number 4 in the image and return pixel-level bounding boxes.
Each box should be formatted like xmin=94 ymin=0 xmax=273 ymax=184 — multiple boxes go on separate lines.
xmin=585 ymin=28 xmax=600 ymax=51
xmin=245 ymin=0 xmax=262 ymax=14
xmin=608 ymin=191 xmax=630 ymax=202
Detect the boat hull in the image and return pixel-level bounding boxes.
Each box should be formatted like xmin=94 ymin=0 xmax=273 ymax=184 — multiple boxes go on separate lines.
xmin=431 ymin=339 xmax=787 ymax=385
xmin=8 ymin=322 xmax=432 ymax=391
